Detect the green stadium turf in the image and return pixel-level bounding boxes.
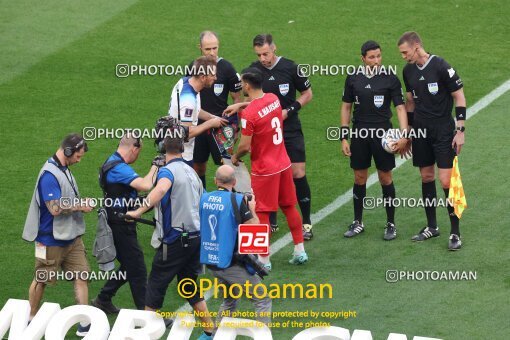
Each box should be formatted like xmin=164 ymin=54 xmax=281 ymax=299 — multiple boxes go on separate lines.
xmin=0 ymin=0 xmax=508 ymax=339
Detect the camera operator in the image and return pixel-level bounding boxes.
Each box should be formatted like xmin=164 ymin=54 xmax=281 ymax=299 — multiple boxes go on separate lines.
xmin=200 ymin=165 xmax=272 ymax=327
xmin=91 ymin=132 xmax=159 ymax=312
xmin=22 ymin=133 xmax=94 ymax=337
xmin=126 ymin=130 xmax=215 ymax=340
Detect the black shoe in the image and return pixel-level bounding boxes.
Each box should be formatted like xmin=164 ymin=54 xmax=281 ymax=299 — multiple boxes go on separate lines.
xmin=76 ymin=324 xmax=90 ymax=337
xmin=303 ymin=224 xmax=313 ymax=240
xmin=344 ymin=220 xmax=364 ymax=238
xmin=91 ymin=297 xmax=120 ymax=314
xmin=164 ymin=318 xmax=174 ymax=328
xmin=383 ymin=222 xmax=397 ymax=241
xmin=411 ymin=227 xmax=440 ymax=241
xmin=448 ymin=234 xmax=462 ymax=251
xmin=270 ymin=223 xmax=279 ymax=233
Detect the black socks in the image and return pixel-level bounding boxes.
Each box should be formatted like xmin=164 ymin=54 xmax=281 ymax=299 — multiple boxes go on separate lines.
xmin=353 ymin=183 xmax=366 ymax=222
xmin=444 ymin=188 xmax=460 ymax=236
xmin=294 ymin=176 xmax=312 ymax=225
xmin=422 ymin=181 xmax=437 ymax=229
xmin=382 ymin=182 xmax=396 ymax=224
xmin=269 ymin=211 xmax=277 ymax=226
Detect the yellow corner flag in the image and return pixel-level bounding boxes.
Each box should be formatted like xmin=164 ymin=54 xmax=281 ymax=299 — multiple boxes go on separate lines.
xmin=449 ymin=156 xmax=467 ymax=218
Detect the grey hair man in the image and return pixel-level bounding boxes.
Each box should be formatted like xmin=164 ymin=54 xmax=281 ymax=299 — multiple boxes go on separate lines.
xmin=199 ymin=165 xmax=272 ymax=329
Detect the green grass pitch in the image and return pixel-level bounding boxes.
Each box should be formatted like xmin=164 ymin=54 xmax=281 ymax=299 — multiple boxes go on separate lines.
xmin=0 ymin=0 xmax=509 ymax=339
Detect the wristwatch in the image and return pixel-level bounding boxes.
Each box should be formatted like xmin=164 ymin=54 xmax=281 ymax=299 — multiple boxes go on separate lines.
xmin=456 ymin=126 xmax=465 ymax=132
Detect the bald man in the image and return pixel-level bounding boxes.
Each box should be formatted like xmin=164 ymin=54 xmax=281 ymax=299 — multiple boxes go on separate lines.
xmin=191 ymin=31 xmax=242 ymax=188
xmin=92 ymin=133 xmax=158 ymax=313
xmin=199 ymin=165 xmax=272 ymax=330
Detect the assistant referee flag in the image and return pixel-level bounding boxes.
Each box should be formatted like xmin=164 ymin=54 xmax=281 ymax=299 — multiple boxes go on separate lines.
xmin=449 ymin=156 xmax=467 ymax=218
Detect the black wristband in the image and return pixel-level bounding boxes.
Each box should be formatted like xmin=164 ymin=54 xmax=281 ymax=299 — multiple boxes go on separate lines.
xmin=286 ymin=101 xmax=302 ymax=117
xmin=407 ymin=112 xmax=414 ymax=126
xmin=340 ymin=126 xmax=350 ymax=141
xmin=455 ymin=106 xmax=466 ymax=120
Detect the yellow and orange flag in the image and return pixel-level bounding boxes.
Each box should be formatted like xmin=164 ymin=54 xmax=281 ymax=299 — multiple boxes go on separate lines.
xmin=448 ymin=156 xmax=467 ymax=218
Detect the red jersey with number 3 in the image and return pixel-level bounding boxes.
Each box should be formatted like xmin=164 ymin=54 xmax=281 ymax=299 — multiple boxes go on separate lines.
xmin=241 ymin=93 xmax=291 ymax=176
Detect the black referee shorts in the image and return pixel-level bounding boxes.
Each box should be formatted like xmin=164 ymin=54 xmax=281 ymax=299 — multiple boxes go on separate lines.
xmin=350 ymin=122 xmax=395 ymax=172
xmin=412 ymin=116 xmax=455 ymax=169
xmin=284 ymin=129 xmax=306 ymax=163
xmin=193 ymin=130 xmax=223 ymax=165
xmin=145 ymin=237 xmax=203 ymax=309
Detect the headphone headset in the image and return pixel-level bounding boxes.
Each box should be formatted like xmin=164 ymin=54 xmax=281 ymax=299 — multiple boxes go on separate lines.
xmin=64 ymin=138 xmax=88 ymax=157
xmin=160 ymin=125 xmax=186 ymax=153
xmin=134 ymin=136 xmax=141 ymax=148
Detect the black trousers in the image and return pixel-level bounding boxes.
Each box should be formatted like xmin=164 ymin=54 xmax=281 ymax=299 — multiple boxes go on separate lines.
xmin=145 ymin=237 xmax=203 ymax=310
xmin=98 ymin=222 xmax=147 ymax=310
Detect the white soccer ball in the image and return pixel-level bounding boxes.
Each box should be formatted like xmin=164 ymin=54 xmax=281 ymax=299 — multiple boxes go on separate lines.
xmin=381 ymin=129 xmax=399 ymax=154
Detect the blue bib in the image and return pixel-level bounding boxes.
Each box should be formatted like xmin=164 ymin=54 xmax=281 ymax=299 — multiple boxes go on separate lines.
xmin=200 ymin=190 xmax=242 ymax=268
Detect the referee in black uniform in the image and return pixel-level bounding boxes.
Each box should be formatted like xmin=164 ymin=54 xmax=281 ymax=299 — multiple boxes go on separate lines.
xmin=397 ymin=31 xmax=466 ymax=250
xmin=192 ymin=31 xmax=242 ymax=189
xmin=341 ymin=41 xmax=410 ymax=240
xmin=226 ymin=33 xmax=314 ymax=240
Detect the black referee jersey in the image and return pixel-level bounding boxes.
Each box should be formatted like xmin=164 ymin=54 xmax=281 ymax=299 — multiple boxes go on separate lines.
xmin=403 ymin=55 xmax=463 ymax=120
xmin=342 ymin=72 xmax=404 ymax=124
xmin=188 ymin=58 xmax=241 ymax=116
xmin=249 ymin=57 xmax=311 ymax=133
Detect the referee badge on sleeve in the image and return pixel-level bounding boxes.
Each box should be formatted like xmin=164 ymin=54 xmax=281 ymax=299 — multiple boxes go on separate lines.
xmin=448 ymin=68 xmax=456 ymax=78
xmin=374 ymin=95 xmax=384 ymax=108
xmin=428 ymin=82 xmax=439 ymax=95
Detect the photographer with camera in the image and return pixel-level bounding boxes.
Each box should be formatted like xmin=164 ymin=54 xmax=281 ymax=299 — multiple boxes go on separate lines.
xmin=200 ymin=165 xmax=272 ymax=328
xmin=23 ymin=133 xmax=94 ymax=336
xmin=126 ymin=130 xmax=215 ymax=340
xmin=91 ymin=132 xmax=159 ymax=313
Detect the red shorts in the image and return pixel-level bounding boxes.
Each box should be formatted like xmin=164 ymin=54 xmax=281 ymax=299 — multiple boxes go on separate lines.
xmin=251 ymin=166 xmax=297 ymax=212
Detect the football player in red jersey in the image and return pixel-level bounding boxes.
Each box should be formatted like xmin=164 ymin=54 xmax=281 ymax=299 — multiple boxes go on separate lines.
xmin=231 ymin=68 xmax=308 ymax=268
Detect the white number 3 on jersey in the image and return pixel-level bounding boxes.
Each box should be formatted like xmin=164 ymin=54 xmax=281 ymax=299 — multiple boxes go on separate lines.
xmin=271 ymin=117 xmax=283 ymax=145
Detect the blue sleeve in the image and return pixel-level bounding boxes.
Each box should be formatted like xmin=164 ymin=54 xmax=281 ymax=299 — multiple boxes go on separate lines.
xmin=157 ymin=168 xmax=174 ymax=183
xmin=39 ymin=171 xmax=61 ymax=201
xmin=107 ymin=163 xmax=140 ymax=186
